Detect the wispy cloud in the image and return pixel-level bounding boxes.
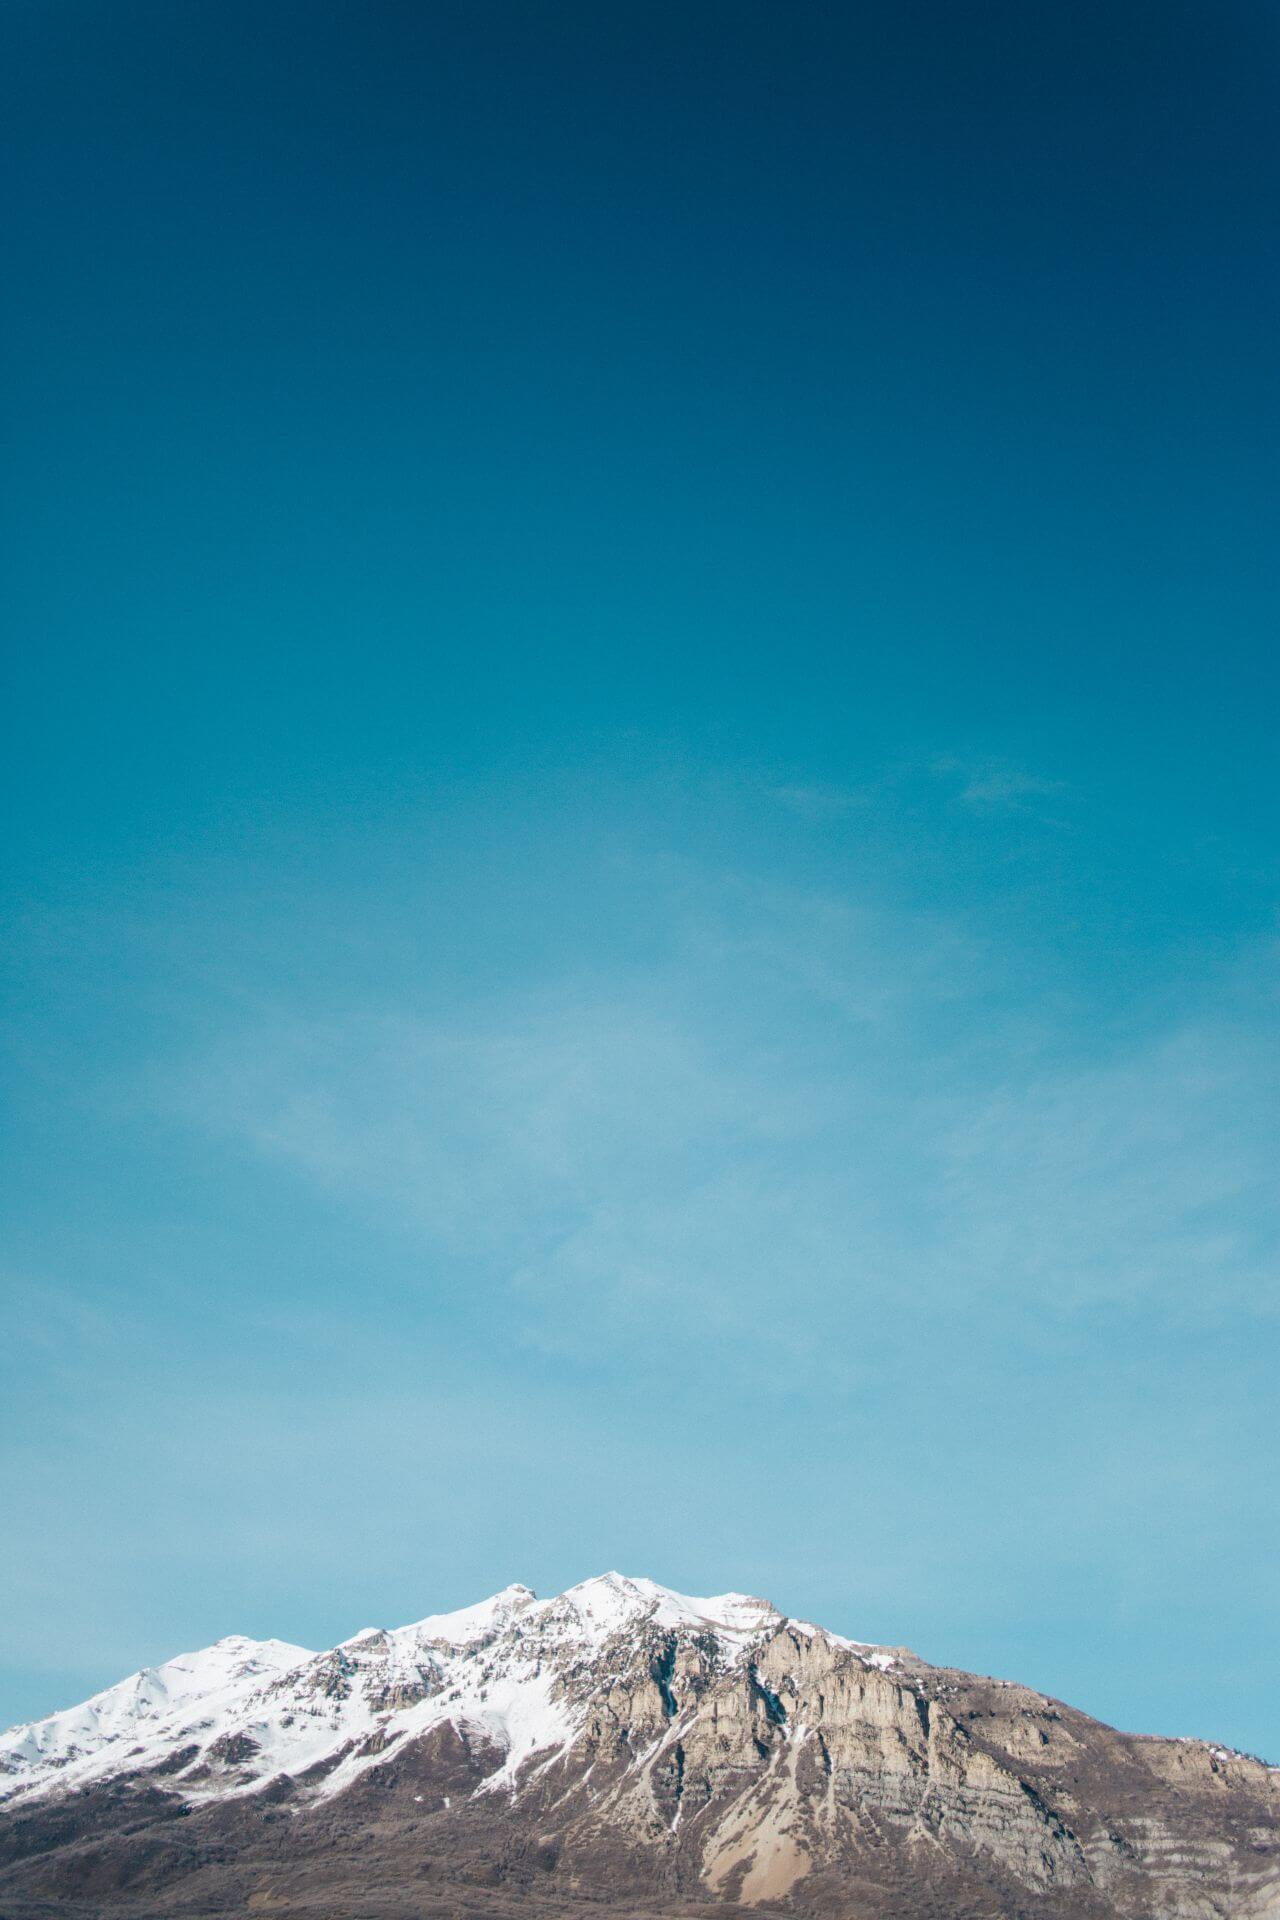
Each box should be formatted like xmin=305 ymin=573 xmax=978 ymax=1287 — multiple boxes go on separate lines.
xmin=768 ymin=782 xmax=871 ymax=820
xmin=0 ymin=1275 xmax=117 ymax=1366
xmin=931 ymin=753 xmax=1068 ymax=815
xmin=935 ymin=1000 xmax=1280 ymax=1322
xmin=169 ymin=867 xmax=1279 ymax=1393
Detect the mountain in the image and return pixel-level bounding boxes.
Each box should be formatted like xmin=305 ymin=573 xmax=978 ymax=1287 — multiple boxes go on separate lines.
xmin=0 ymin=1572 xmax=1275 ymax=1919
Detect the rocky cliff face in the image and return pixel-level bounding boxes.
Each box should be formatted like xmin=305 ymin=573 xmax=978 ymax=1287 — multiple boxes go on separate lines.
xmin=0 ymin=1573 xmax=1275 ymax=1919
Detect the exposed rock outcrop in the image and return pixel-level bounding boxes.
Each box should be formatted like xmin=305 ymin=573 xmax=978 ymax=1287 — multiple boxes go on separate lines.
xmin=0 ymin=1572 xmax=1275 ymax=1919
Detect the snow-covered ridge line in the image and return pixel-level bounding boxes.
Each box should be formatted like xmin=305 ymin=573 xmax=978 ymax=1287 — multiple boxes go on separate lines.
xmin=1 ymin=1571 xmax=1261 ymax=1819
xmin=0 ymin=1573 xmax=862 ymax=1810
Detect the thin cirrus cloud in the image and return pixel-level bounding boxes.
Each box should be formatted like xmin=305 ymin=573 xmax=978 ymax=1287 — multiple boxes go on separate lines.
xmin=930 ymin=755 xmax=1069 ymax=814
xmin=175 ymin=868 xmax=1279 ymax=1393
xmin=770 ymin=757 xmax=1070 ymax=829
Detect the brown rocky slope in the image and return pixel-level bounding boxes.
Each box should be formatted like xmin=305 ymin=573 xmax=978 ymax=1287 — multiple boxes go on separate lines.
xmin=0 ymin=1574 xmax=1274 ymax=1919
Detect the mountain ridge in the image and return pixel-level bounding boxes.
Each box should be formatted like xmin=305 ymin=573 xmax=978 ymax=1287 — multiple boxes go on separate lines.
xmin=0 ymin=1573 xmax=907 ymax=1810
xmin=1 ymin=1571 xmax=1276 ymax=1919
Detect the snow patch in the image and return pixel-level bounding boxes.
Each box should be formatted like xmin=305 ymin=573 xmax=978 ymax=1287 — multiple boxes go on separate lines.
xmin=0 ymin=1573 xmax=893 ymax=1812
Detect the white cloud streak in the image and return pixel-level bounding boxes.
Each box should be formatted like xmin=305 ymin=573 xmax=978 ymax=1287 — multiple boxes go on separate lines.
xmin=172 ymin=871 xmax=1280 ymax=1388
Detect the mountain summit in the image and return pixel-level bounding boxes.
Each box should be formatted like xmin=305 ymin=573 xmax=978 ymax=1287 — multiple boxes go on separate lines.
xmin=1 ymin=1573 xmax=1275 ymax=1919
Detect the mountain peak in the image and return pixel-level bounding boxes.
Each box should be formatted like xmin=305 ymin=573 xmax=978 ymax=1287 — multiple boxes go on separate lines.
xmin=2 ymin=1574 xmax=1274 ymax=1920
xmin=556 ymin=1572 xmax=782 ymax=1639
xmin=0 ymin=1573 xmax=792 ymax=1809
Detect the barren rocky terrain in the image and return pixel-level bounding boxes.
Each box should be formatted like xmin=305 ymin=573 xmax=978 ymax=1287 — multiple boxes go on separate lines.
xmin=1 ymin=1574 xmax=1275 ymax=1919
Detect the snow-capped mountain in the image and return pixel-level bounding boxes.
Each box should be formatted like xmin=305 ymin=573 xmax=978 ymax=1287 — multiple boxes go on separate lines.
xmin=2 ymin=1574 xmax=901 ymax=1812
xmin=1 ymin=1573 xmax=1276 ymax=1920
xmin=1 ymin=1574 xmax=815 ymax=1810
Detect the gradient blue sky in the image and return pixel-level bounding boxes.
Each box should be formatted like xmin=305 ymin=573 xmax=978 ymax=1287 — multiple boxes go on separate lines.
xmin=2 ymin=1 xmax=1278 ymax=1757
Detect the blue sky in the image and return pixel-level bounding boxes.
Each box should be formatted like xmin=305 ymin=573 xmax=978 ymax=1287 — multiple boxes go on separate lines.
xmin=2 ymin=1 xmax=1278 ymax=1756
